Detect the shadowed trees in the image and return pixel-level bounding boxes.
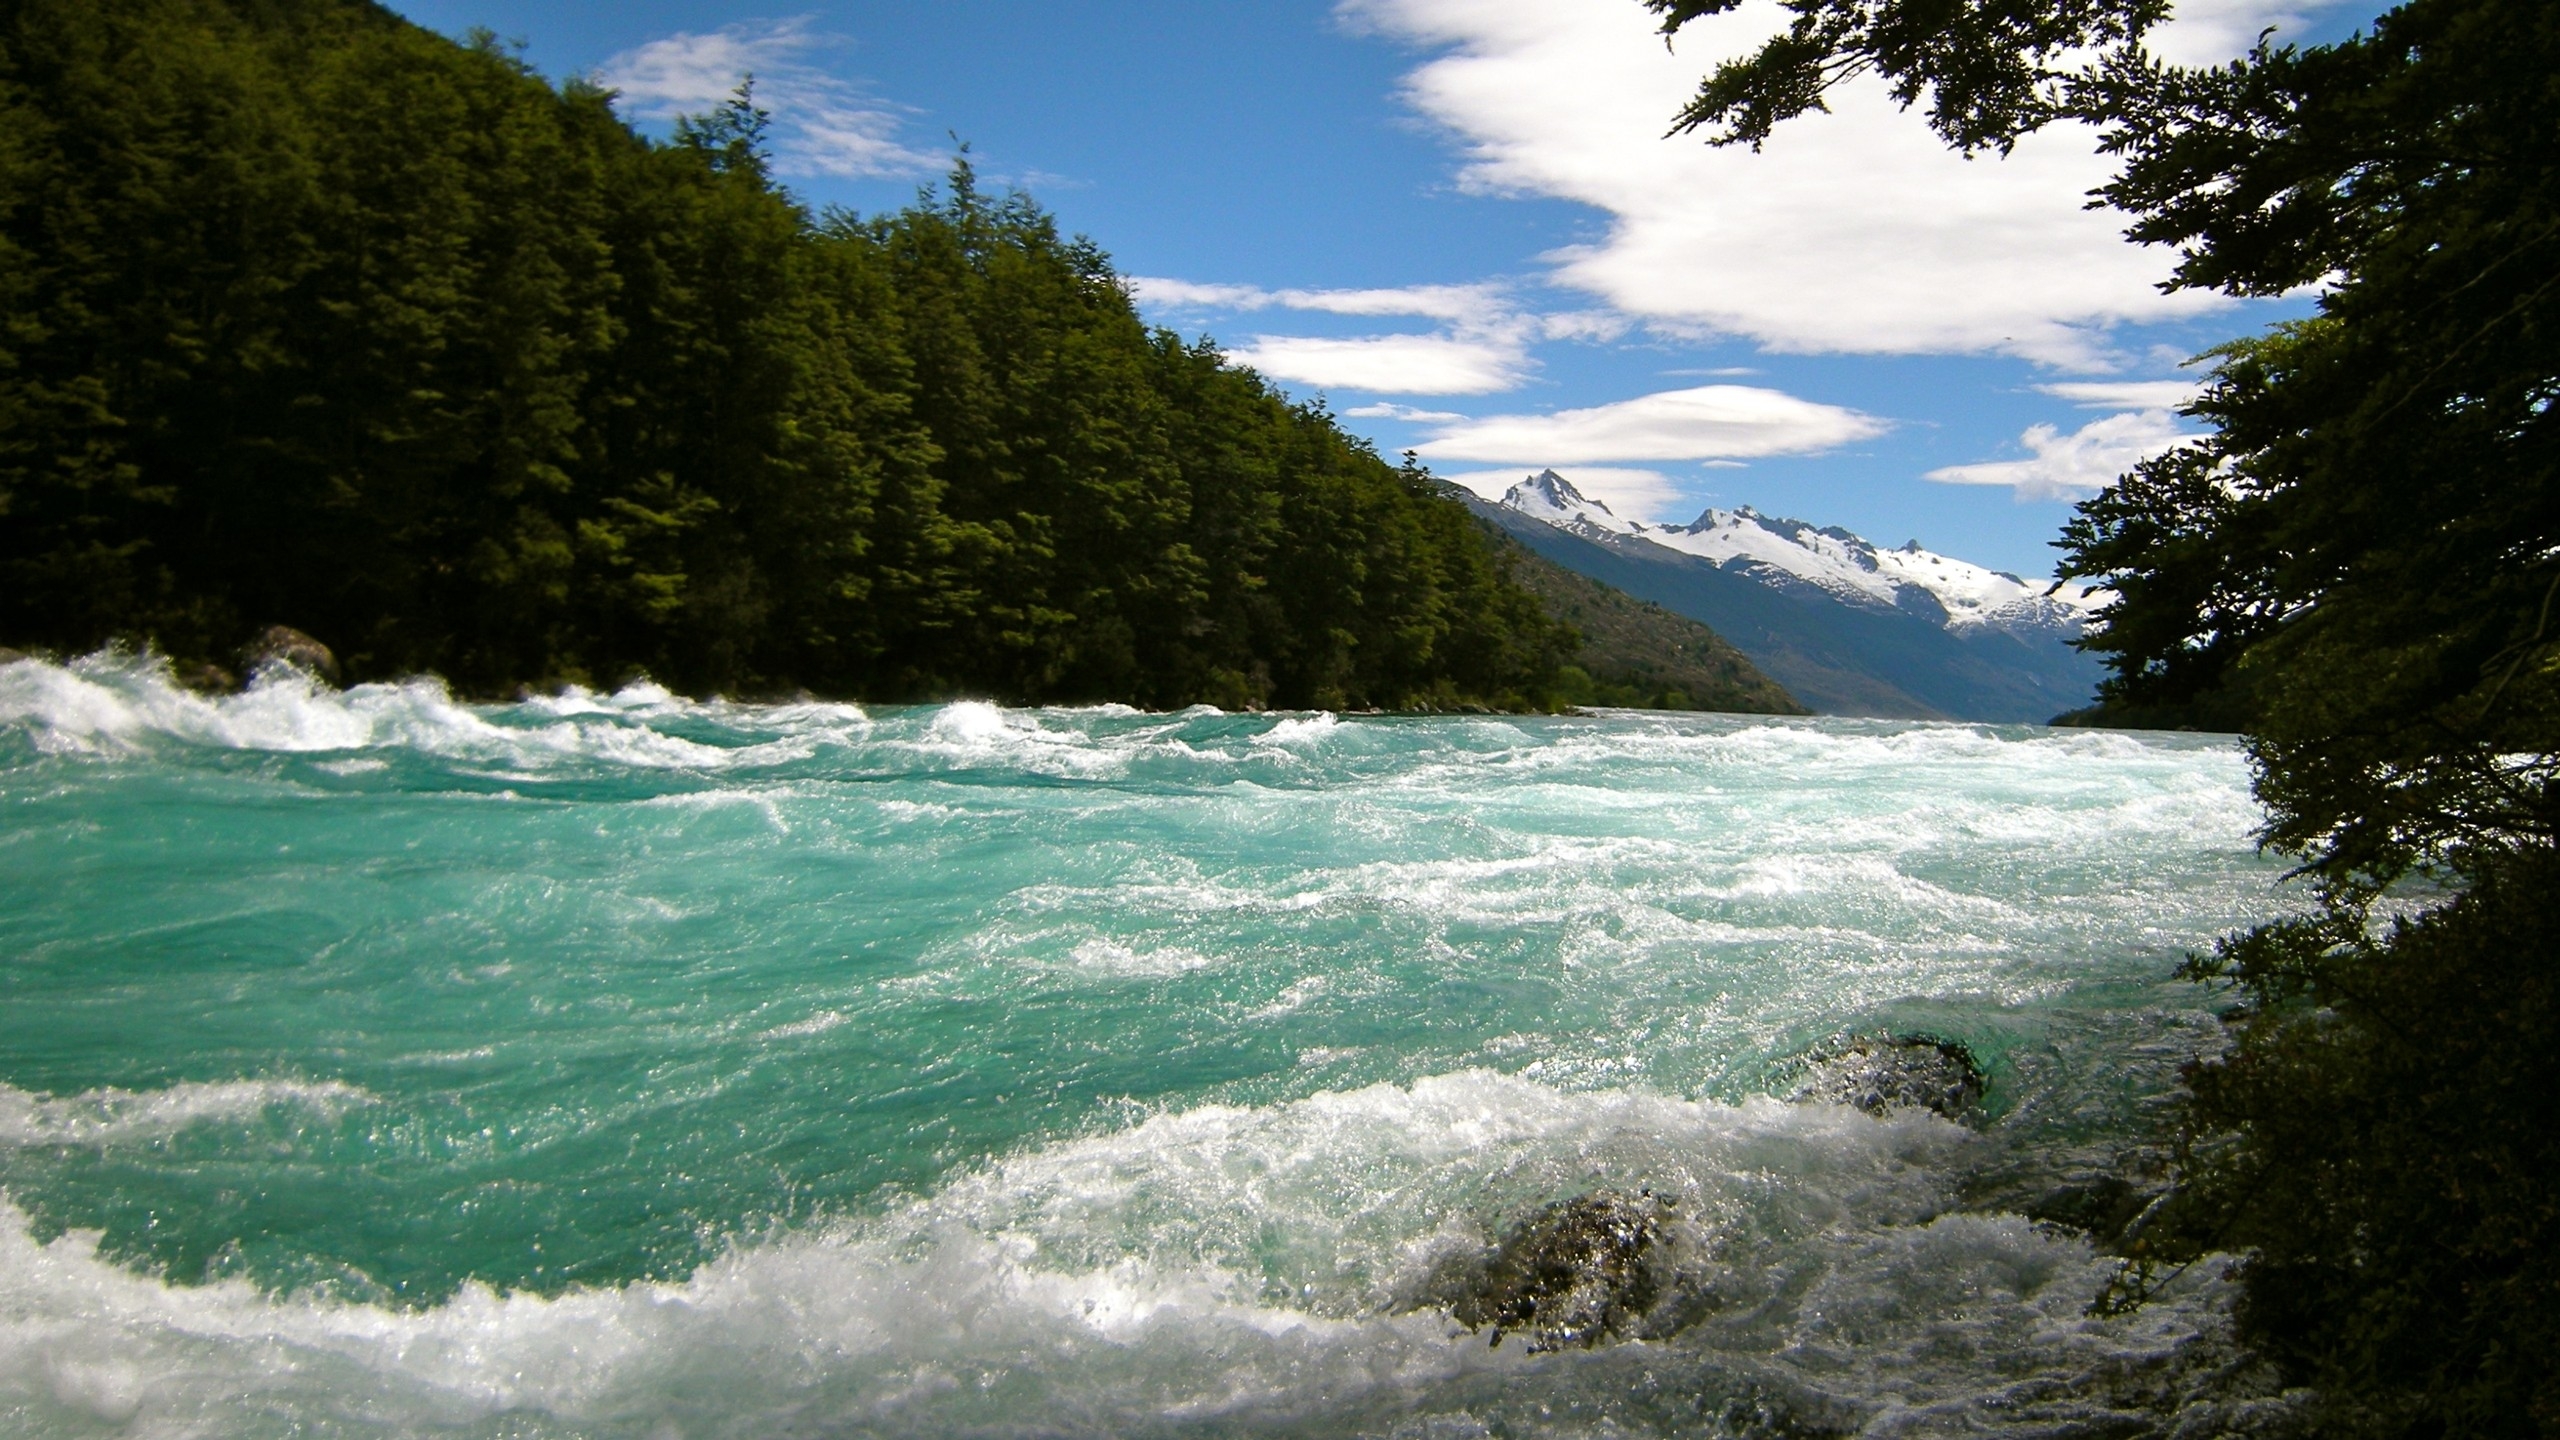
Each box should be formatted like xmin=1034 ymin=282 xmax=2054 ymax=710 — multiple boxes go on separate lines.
xmin=1649 ymin=0 xmax=2560 ymax=1429
xmin=0 ymin=0 xmax=1576 ymax=710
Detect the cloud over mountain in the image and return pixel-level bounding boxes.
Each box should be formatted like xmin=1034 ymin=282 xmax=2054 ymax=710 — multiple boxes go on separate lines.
xmin=1231 ymin=332 xmax=1529 ymax=395
xmin=1414 ymin=385 xmax=1884 ymax=465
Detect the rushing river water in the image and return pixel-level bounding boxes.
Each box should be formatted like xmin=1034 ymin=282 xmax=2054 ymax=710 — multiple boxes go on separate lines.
xmin=0 ymin=652 xmax=2301 ymax=1438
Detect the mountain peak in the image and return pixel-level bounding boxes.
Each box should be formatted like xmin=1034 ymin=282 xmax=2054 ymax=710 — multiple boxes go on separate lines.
xmin=1516 ymin=469 xmax=1602 ymax=509
xmin=1499 ymin=470 xmax=1641 ymax=536
xmin=1516 ymin=494 xmax=2111 ymax=633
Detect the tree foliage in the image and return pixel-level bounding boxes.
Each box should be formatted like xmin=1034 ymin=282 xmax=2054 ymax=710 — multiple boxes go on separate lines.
xmin=0 ymin=0 xmax=1577 ymax=711
xmin=2123 ymin=862 xmax=2560 ymax=1437
xmin=1652 ymin=0 xmax=2558 ymax=1430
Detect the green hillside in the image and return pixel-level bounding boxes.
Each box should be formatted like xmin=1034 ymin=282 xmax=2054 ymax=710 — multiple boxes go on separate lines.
xmin=1476 ymin=521 xmax=1804 ymax=715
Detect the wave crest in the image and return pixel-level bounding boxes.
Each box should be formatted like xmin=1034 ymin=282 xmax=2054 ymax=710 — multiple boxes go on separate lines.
xmin=0 ymin=1078 xmax=374 ymax=1147
xmin=0 ymin=1070 xmax=2247 ymax=1436
xmin=0 ymin=651 xmax=870 ymax=772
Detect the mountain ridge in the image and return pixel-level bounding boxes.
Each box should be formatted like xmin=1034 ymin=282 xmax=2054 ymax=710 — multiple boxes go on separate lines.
xmin=1459 ymin=471 xmax=2110 ymax=722
xmin=1468 ymin=522 xmax=1805 ymax=715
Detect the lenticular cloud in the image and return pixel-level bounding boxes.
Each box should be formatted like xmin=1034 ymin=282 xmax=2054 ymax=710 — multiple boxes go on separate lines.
xmin=1415 ymin=384 xmax=1885 ymax=464
xmin=1342 ymin=0 xmax=2238 ymax=365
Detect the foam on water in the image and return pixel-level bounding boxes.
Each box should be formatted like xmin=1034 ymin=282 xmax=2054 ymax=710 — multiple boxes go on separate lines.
xmin=0 ymin=654 xmax=2300 ymax=1436
xmin=0 ymin=652 xmax=871 ymax=772
xmin=0 ymin=1080 xmax=375 ymax=1148
xmin=0 ymin=1072 xmax=2251 ymax=1438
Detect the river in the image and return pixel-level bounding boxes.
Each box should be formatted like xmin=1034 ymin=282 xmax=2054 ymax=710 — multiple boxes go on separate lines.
xmin=0 ymin=652 xmax=2296 ymax=1437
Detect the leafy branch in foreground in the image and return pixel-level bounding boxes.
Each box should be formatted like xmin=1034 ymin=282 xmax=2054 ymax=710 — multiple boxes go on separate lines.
xmin=1650 ymin=0 xmax=2559 ymax=1429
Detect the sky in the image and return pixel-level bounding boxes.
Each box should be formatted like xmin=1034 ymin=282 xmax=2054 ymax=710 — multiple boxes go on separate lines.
xmin=386 ymin=0 xmax=2373 ymax=577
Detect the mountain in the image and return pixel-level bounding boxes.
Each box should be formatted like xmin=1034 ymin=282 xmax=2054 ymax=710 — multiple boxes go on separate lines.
xmin=1456 ymin=471 xmax=2111 ymax=722
xmin=1477 ymin=526 xmax=1805 ymax=714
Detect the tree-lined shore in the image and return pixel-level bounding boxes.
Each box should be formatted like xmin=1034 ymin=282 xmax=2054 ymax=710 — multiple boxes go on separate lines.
xmin=0 ymin=0 xmax=1672 ymax=713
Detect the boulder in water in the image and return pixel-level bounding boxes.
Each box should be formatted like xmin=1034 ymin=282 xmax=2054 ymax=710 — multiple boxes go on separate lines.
xmin=1791 ymin=1035 xmax=1984 ymax=1119
xmin=175 ymin=659 xmax=238 ymax=693
xmin=2024 ymin=1173 xmax=2166 ymax=1252
xmin=240 ymin=625 xmax=339 ymax=685
xmin=1446 ymin=1190 xmax=1673 ymax=1350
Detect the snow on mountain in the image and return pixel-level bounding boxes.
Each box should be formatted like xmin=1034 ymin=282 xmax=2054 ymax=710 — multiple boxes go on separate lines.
xmin=1498 ymin=470 xmax=1644 ymax=537
xmin=1464 ymin=471 xmax=2109 ymax=719
xmin=1494 ymin=471 xmax=2108 ymax=637
xmin=1651 ymin=508 xmax=2110 ymax=634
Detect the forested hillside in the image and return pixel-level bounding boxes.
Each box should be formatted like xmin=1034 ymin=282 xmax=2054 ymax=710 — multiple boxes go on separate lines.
xmin=1458 ymin=507 xmax=1803 ymax=714
xmin=0 ymin=0 xmax=1575 ymax=710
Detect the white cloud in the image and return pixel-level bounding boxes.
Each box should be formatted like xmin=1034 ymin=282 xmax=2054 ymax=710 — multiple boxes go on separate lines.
xmin=1416 ymin=384 xmax=1884 ymax=463
xmin=1538 ymin=310 xmax=1634 ymax=342
xmin=1133 ymin=278 xmax=1638 ymax=396
xmin=597 ymin=19 xmax=941 ymax=181
xmin=1441 ymin=466 xmax=1693 ymax=519
xmin=2145 ymin=0 xmax=2343 ymax=65
xmin=1129 ymin=277 xmax=1507 ymax=324
xmin=1282 ymin=285 xmax=1507 ymax=323
xmin=1927 ymin=410 xmax=2199 ymax=500
xmin=1233 ymin=333 xmax=1528 ymax=395
xmin=1142 ymin=278 xmax=1542 ymax=394
xmin=596 ymin=25 xmax=774 ymax=112
xmin=1341 ymin=0 xmax=2346 ymax=366
xmin=1344 ymin=401 xmax=1470 ymax=421
xmin=786 ymin=105 xmax=943 ymax=179
xmin=1127 ymin=277 xmax=1275 ymax=310
xmin=2036 ymin=380 xmax=2204 ymax=410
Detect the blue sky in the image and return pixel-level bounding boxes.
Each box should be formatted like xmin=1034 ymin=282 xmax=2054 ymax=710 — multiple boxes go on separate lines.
xmin=387 ymin=0 xmax=2367 ymax=576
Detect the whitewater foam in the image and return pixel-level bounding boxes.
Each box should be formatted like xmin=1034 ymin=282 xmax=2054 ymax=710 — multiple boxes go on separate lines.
xmin=0 ymin=652 xmax=869 ymax=772
xmin=0 ymin=1079 xmax=374 ymax=1147
xmin=0 ymin=1071 xmax=2250 ymax=1436
xmin=0 ymin=659 xmax=2299 ymax=1436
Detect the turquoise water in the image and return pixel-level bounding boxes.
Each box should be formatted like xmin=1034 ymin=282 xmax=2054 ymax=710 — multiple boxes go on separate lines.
xmin=0 ymin=653 xmax=2295 ymax=1438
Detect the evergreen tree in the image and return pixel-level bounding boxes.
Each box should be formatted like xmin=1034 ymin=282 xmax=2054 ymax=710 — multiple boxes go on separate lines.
xmin=0 ymin=0 xmax=1579 ymax=712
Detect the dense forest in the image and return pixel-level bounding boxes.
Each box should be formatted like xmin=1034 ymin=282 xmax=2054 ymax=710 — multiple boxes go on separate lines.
xmin=0 ymin=0 xmax=1594 ymax=711
xmin=1653 ymin=0 xmax=2557 ymax=1431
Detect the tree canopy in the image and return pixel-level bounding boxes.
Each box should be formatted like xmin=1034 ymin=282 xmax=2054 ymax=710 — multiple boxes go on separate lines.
xmin=1652 ymin=0 xmax=2558 ymax=891
xmin=1651 ymin=0 xmax=2559 ymax=1429
xmin=0 ymin=0 xmax=1588 ymax=712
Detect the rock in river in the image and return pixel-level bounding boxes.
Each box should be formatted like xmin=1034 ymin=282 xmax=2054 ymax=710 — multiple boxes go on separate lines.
xmin=175 ymin=660 xmax=238 ymax=693
xmin=1446 ymin=1190 xmax=1675 ymax=1350
xmin=1791 ymin=1035 xmax=1985 ymax=1119
xmin=240 ymin=625 xmax=340 ymax=684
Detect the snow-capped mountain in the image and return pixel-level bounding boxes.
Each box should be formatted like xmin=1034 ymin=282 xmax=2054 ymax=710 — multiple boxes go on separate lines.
xmin=1499 ymin=471 xmax=2107 ymax=640
xmin=1501 ymin=469 xmax=1649 ymax=538
xmin=1472 ymin=471 xmax=2111 ymax=721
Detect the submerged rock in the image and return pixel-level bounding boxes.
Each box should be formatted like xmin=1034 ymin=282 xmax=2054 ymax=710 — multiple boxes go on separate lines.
xmin=175 ymin=660 xmax=238 ymax=693
xmin=1791 ymin=1035 xmax=1985 ymax=1119
xmin=241 ymin=625 xmax=339 ymax=684
xmin=1445 ymin=1190 xmax=1674 ymax=1350
xmin=2024 ymin=1173 xmax=2168 ymax=1252
xmin=1703 ymin=1381 xmax=1866 ymax=1440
